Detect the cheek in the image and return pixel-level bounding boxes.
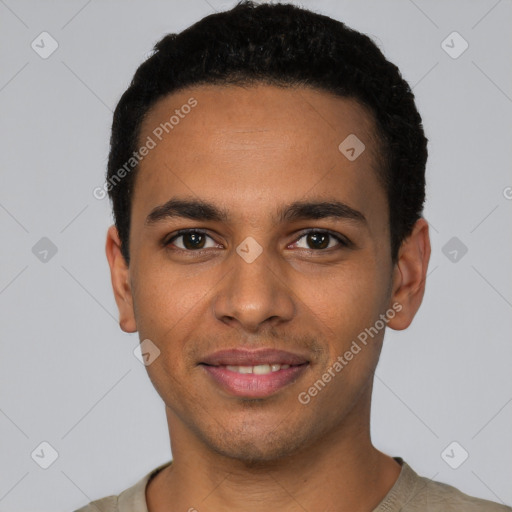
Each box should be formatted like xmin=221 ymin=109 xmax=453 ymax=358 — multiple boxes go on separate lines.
xmin=293 ymin=262 xmax=390 ymax=390
xmin=130 ymin=259 xmax=209 ymax=347
xmin=297 ymin=259 xmax=384 ymax=331
xmin=131 ymin=264 xmax=208 ymax=405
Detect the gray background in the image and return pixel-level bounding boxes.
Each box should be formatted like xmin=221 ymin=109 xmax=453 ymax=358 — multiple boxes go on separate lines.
xmin=1 ymin=0 xmax=511 ymax=510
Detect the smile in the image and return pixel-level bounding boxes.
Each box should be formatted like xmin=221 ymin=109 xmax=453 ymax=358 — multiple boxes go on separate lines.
xmin=224 ymin=363 xmax=291 ymax=374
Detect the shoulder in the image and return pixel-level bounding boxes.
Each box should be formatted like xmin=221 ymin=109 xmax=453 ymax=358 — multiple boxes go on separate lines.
xmin=74 ymin=495 xmax=118 ymax=512
xmin=401 ymin=462 xmax=512 ymax=511
xmin=72 ymin=461 xmax=172 ymax=512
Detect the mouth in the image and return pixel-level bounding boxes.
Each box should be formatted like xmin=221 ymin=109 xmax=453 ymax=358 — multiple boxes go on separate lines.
xmin=199 ymin=348 xmax=310 ymax=398
xmin=219 ymin=363 xmax=295 ymax=374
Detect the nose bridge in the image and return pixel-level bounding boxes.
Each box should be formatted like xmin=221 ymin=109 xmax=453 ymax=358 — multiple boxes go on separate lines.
xmin=212 ymin=239 xmax=295 ymax=331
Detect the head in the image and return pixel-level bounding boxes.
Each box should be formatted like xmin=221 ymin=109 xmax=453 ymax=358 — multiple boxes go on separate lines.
xmin=106 ymin=1 xmax=430 ymax=463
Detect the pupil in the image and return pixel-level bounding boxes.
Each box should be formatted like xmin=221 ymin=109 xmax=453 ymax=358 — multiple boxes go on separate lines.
xmin=184 ymin=233 xmax=205 ymax=250
xmin=308 ymin=233 xmax=328 ymax=249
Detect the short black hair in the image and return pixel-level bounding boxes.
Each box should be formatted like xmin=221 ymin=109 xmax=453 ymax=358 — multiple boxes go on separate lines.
xmin=107 ymin=0 xmax=427 ymax=265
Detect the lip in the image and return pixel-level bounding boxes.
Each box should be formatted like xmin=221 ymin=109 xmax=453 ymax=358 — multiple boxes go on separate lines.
xmin=200 ymin=348 xmax=309 ymax=366
xmin=201 ymin=364 xmax=308 ymax=398
xmin=200 ymin=349 xmax=310 ymax=399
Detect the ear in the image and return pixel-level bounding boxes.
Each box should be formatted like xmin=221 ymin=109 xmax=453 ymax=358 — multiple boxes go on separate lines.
xmin=387 ymin=217 xmax=431 ymax=331
xmin=105 ymin=225 xmax=137 ymax=333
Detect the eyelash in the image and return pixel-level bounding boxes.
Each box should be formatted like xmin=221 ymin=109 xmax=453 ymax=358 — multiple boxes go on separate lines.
xmin=163 ymin=228 xmax=351 ymax=253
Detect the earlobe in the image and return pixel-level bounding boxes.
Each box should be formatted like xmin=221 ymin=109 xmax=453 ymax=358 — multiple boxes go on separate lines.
xmin=105 ymin=225 xmax=137 ymax=333
xmin=387 ymin=217 xmax=431 ymax=331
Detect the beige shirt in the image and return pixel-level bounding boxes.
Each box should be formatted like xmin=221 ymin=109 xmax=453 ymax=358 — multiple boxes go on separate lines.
xmin=74 ymin=457 xmax=512 ymax=512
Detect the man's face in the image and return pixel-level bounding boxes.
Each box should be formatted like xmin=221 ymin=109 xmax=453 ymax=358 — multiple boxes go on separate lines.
xmin=119 ymin=84 xmax=398 ymax=461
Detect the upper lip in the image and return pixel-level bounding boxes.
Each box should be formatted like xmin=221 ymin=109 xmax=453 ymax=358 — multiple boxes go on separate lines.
xmin=200 ymin=348 xmax=309 ymax=366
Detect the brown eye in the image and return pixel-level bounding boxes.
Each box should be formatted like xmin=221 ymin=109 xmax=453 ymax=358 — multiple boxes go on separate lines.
xmin=306 ymin=232 xmax=329 ymax=249
xmin=293 ymin=230 xmax=349 ymax=251
xmin=181 ymin=232 xmax=206 ymax=250
xmin=166 ymin=230 xmax=218 ymax=251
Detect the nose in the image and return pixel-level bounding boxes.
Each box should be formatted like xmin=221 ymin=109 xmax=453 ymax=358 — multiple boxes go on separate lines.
xmin=212 ymin=242 xmax=296 ymax=333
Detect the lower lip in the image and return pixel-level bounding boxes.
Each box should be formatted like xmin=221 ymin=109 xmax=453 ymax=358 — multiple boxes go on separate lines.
xmin=201 ymin=364 xmax=308 ymax=398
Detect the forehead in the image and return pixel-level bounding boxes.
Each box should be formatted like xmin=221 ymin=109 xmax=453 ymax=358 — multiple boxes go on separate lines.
xmin=132 ymin=84 xmax=386 ymax=227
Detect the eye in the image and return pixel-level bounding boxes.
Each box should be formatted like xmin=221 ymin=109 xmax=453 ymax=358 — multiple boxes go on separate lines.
xmin=165 ymin=229 xmax=220 ymax=251
xmin=291 ymin=230 xmax=349 ymax=251
xmin=163 ymin=229 xmax=350 ymax=254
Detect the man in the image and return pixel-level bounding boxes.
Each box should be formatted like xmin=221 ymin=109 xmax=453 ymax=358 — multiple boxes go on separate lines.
xmin=77 ymin=1 xmax=511 ymax=511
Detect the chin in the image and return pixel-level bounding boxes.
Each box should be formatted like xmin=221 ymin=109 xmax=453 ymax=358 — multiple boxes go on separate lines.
xmin=197 ymin=415 xmax=313 ymax=465
xmin=213 ymin=438 xmax=299 ymax=465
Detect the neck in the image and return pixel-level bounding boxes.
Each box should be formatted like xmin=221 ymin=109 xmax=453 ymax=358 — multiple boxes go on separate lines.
xmin=146 ymin=391 xmax=401 ymax=512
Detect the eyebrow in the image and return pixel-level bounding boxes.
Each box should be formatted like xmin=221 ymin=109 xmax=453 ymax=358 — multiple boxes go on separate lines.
xmin=145 ymin=198 xmax=366 ymax=226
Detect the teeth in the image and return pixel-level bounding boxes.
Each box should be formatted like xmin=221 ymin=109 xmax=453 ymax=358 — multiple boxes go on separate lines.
xmin=253 ymin=364 xmax=271 ymax=375
xmin=225 ymin=364 xmax=291 ymax=374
